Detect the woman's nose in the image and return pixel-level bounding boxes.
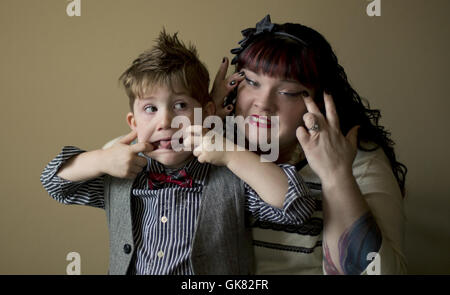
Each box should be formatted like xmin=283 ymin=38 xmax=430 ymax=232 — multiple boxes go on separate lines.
xmin=253 ymin=91 xmax=276 ymax=113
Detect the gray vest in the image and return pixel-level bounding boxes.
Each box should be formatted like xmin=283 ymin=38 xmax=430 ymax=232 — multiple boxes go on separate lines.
xmin=103 ymin=165 xmax=254 ymax=275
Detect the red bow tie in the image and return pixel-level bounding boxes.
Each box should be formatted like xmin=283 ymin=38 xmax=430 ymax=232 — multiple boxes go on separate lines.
xmin=147 ymin=169 xmax=193 ymax=189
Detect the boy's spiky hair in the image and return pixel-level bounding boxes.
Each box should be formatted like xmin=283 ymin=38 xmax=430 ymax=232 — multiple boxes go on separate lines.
xmin=119 ymin=29 xmax=210 ymax=110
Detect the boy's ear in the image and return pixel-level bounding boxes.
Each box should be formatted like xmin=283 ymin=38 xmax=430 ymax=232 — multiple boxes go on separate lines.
xmin=126 ymin=112 xmax=137 ymax=130
xmin=203 ymin=101 xmax=216 ymax=117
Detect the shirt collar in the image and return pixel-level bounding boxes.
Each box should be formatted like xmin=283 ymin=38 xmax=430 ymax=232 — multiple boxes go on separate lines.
xmin=146 ymin=156 xmax=209 ymax=186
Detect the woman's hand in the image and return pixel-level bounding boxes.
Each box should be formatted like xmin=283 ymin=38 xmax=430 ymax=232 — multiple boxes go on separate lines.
xmin=210 ymin=57 xmax=245 ymax=119
xmin=296 ymin=93 xmax=360 ymax=185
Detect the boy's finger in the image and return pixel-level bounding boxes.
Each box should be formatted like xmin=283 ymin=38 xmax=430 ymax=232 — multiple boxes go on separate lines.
xmin=130 ymin=142 xmax=153 ymax=154
xmin=183 ymin=134 xmax=202 ymax=150
xmin=184 ymin=125 xmax=203 ymax=137
xmin=134 ymin=156 xmax=148 ymax=168
xmin=124 ymin=172 xmax=138 ymax=180
xmin=129 ymin=165 xmax=144 ymax=175
xmin=193 ymin=145 xmax=203 ymax=157
xmin=324 ymin=93 xmax=339 ymax=130
xmin=119 ymin=130 xmax=138 ymax=145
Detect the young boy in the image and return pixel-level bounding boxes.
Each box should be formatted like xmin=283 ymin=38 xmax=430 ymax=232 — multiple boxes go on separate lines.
xmin=40 ymin=30 xmax=315 ymax=275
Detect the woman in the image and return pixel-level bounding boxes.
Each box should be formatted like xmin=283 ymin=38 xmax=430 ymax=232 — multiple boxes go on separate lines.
xmin=212 ymin=15 xmax=407 ymax=274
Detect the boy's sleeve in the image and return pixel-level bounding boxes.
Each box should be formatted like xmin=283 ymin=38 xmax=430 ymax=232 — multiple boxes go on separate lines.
xmin=245 ymin=164 xmax=316 ymax=225
xmin=40 ymin=146 xmax=105 ymax=209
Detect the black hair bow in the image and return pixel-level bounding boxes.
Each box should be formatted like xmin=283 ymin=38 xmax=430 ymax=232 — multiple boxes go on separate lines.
xmin=230 ymin=15 xmax=275 ymax=65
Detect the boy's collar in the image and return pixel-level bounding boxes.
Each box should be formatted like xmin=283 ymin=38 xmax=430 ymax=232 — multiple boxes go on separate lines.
xmin=146 ymin=156 xmax=208 ymax=186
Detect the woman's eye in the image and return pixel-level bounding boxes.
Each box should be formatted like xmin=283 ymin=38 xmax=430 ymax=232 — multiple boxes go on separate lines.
xmin=174 ymin=102 xmax=187 ymax=110
xmin=300 ymin=91 xmax=310 ymax=97
xmin=144 ymin=105 xmax=157 ymax=113
xmin=280 ymin=91 xmax=310 ymax=97
xmin=245 ymin=77 xmax=259 ymax=87
xmin=279 ymin=92 xmax=297 ymax=97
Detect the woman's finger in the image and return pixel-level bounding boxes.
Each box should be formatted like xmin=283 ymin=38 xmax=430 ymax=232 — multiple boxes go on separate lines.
xmin=296 ymin=126 xmax=310 ymax=146
xmin=324 ymin=92 xmax=340 ymax=130
xmin=216 ymin=104 xmax=234 ymax=119
xmin=221 ymin=72 xmax=245 ymax=105
xmin=226 ymin=71 xmax=245 ymax=88
xmin=211 ymin=59 xmax=244 ymax=107
xmin=303 ymin=112 xmax=320 ymax=135
xmin=224 ymin=104 xmax=234 ymax=114
xmin=212 ymin=57 xmax=229 ymax=91
xmin=210 ymin=59 xmax=231 ymax=110
xmin=345 ymin=125 xmax=360 ymax=150
xmin=303 ymin=96 xmax=322 ymax=116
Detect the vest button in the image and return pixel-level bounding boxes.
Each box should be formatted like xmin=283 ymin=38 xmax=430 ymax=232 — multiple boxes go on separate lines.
xmin=123 ymin=244 xmax=132 ymax=254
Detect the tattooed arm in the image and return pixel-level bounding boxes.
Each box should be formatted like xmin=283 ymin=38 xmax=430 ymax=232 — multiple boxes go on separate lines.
xmin=321 ymin=174 xmax=382 ymax=275
xmin=296 ymin=94 xmax=405 ymax=274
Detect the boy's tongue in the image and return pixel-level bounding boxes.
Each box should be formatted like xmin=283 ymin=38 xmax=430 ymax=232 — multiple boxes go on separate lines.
xmin=158 ymin=140 xmax=172 ymax=149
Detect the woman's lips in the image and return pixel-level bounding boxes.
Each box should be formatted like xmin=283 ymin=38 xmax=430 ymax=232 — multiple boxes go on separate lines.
xmin=250 ymin=115 xmax=272 ymax=128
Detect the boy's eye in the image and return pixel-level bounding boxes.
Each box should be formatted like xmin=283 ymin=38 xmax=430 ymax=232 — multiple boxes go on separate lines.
xmin=144 ymin=105 xmax=157 ymax=113
xmin=174 ymin=102 xmax=187 ymax=110
xmin=245 ymin=77 xmax=259 ymax=87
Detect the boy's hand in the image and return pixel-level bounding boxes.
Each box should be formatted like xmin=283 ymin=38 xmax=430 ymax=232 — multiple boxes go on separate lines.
xmin=100 ymin=130 xmax=153 ymax=179
xmin=183 ymin=125 xmax=236 ymax=166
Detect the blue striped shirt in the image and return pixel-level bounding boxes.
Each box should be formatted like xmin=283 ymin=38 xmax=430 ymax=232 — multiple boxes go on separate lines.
xmin=40 ymin=146 xmax=316 ymax=274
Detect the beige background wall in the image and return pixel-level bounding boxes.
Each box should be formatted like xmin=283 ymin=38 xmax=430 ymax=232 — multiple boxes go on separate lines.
xmin=1 ymin=0 xmax=449 ymax=274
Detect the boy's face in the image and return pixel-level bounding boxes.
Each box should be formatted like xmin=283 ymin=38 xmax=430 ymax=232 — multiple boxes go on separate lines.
xmin=127 ymin=83 xmax=213 ymax=169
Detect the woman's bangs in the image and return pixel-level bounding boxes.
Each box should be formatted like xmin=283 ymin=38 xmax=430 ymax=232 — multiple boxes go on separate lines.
xmin=238 ymin=38 xmax=319 ymax=88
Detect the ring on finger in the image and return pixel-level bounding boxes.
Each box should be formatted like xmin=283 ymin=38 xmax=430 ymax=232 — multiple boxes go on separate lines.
xmin=308 ymin=122 xmax=320 ymax=132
